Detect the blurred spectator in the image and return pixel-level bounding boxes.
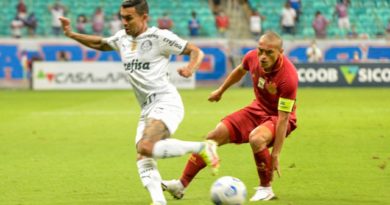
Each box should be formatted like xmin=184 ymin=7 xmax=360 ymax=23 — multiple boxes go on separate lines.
xmin=386 ymin=19 xmax=390 ymax=37
xmin=215 ymin=10 xmax=229 ymax=37
xmin=157 ymin=12 xmax=173 ymax=30
xmin=76 ymin=14 xmax=88 ymax=34
xmin=109 ymin=13 xmax=122 ymax=35
xmin=352 ymin=51 xmax=360 ymax=62
xmin=212 ymin=0 xmax=221 ymax=14
xmin=288 ymin=0 xmax=301 ymax=22
xmin=334 ymin=0 xmax=350 ymax=31
xmin=92 ymin=7 xmax=105 ymax=36
xmin=306 ymin=40 xmax=323 ymax=62
xmin=312 ymin=11 xmax=329 ymax=39
xmin=48 ymin=0 xmax=67 ymax=36
xmin=16 ymin=0 xmax=27 ymax=20
xmin=347 ymin=25 xmax=358 ymax=39
xmin=24 ymin=13 xmax=37 ymax=37
xmin=281 ymin=2 xmax=296 ymax=35
xmin=249 ymin=10 xmax=265 ymax=39
xmin=57 ymin=51 xmax=69 ymax=61
xmin=10 ymin=15 xmax=24 ymax=38
xmin=188 ymin=11 xmax=201 ymax=37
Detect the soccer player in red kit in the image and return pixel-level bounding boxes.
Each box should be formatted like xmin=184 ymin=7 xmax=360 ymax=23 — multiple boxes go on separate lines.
xmin=163 ymin=31 xmax=298 ymax=201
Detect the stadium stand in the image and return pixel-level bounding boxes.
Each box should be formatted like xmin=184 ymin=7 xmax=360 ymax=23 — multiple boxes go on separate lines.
xmin=0 ymin=0 xmax=389 ymax=38
xmin=249 ymin=0 xmax=390 ymax=38
xmin=0 ymin=0 xmax=216 ymax=37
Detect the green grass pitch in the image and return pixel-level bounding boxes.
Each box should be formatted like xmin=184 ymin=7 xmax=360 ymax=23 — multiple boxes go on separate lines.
xmin=0 ymin=88 xmax=389 ymax=205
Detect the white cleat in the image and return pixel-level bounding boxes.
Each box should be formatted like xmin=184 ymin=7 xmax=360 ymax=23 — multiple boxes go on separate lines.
xmin=249 ymin=186 xmax=276 ymax=201
xmin=161 ymin=179 xmax=185 ymax=199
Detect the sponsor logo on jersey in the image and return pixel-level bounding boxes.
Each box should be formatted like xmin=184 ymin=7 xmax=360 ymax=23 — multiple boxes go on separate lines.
xmin=163 ymin=38 xmax=183 ymax=50
xmin=123 ymin=59 xmax=150 ymax=73
xmin=265 ymin=81 xmax=277 ymax=95
xmin=140 ymin=40 xmax=153 ymax=53
xmin=257 ymin=77 xmax=265 ymax=89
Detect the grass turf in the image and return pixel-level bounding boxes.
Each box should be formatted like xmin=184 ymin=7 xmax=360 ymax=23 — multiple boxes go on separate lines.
xmin=0 ymin=88 xmax=389 ymax=205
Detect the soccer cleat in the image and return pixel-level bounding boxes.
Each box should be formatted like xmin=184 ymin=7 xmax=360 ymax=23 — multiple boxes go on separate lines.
xmin=161 ymin=179 xmax=185 ymax=199
xmin=249 ymin=186 xmax=276 ymax=201
xmin=199 ymin=140 xmax=220 ymax=175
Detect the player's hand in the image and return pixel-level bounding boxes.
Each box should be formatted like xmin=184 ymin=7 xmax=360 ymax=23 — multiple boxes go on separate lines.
xmin=177 ymin=67 xmax=193 ymax=78
xmin=59 ymin=16 xmax=72 ymax=37
xmin=208 ymin=89 xmax=223 ymax=102
xmin=271 ymin=154 xmax=281 ymax=181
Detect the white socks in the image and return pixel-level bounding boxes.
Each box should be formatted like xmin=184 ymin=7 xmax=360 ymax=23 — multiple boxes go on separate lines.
xmin=152 ymin=139 xmax=203 ymax=158
xmin=137 ymin=158 xmax=166 ymax=205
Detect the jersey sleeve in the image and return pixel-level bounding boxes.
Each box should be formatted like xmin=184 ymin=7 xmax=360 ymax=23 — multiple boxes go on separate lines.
xmin=242 ymin=50 xmax=256 ymax=71
xmin=278 ymin=68 xmax=298 ymax=113
xmin=158 ymin=29 xmax=187 ymax=56
xmin=102 ymin=30 xmax=123 ymax=51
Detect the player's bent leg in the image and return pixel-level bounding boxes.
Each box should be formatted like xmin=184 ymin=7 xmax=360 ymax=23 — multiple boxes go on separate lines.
xmin=137 ymin=119 xmax=169 ymax=157
xmin=249 ymin=124 xmax=275 ymax=201
xmin=206 ymin=122 xmax=231 ymax=146
xmin=141 ymin=118 xmax=215 ymax=160
xmin=162 ymin=123 xmax=230 ymax=199
xmin=153 ymin=138 xmax=204 ymax=158
xmin=198 ymin=122 xmax=231 ymax=175
xmin=137 ymin=156 xmax=167 ymax=205
xmin=248 ymin=125 xmax=273 ymax=153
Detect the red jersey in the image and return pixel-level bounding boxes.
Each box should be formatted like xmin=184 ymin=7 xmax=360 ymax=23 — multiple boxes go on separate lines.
xmin=242 ymin=49 xmax=298 ymax=119
xmin=216 ymin=15 xmax=229 ymax=29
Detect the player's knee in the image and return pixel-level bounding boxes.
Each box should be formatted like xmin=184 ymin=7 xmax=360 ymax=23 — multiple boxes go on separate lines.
xmin=249 ymin=133 xmax=268 ymax=150
xmin=136 ymin=139 xmax=154 ymax=157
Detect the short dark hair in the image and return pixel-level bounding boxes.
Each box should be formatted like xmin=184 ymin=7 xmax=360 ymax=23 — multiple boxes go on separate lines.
xmin=262 ymin=31 xmax=283 ymax=49
xmin=121 ymin=0 xmax=149 ymax=15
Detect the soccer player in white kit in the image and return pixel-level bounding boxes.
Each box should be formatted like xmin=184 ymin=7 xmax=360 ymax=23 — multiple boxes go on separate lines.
xmin=58 ymin=1 xmax=219 ymax=204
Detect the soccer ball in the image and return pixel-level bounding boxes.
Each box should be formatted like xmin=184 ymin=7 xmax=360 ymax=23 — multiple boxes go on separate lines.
xmin=210 ymin=176 xmax=247 ymax=205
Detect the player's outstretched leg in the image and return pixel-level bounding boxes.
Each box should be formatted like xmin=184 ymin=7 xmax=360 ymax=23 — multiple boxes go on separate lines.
xmin=162 ymin=153 xmax=207 ymax=199
xmin=152 ymin=139 xmax=219 ymax=175
xmin=161 ymin=140 xmax=220 ymax=200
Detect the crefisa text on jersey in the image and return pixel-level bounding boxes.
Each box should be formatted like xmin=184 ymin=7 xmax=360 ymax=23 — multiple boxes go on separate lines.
xmin=124 ymin=59 xmax=150 ymax=73
xmin=163 ymin=38 xmax=183 ymax=50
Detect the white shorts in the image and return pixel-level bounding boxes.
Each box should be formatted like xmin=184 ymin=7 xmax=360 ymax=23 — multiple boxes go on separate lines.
xmin=338 ymin=17 xmax=350 ymax=30
xmin=135 ymin=93 xmax=184 ymax=144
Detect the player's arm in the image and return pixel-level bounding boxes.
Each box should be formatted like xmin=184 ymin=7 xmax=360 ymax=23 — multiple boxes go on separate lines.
xmin=271 ymin=97 xmax=295 ymax=178
xmin=59 ymin=17 xmax=113 ymax=51
xmin=208 ymin=64 xmax=247 ymax=102
xmin=177 ymin=42 xmax=204 ymax=78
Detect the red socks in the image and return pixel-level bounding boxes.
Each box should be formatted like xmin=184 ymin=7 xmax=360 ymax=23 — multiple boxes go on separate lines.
xmin=180 ymin=154 xmax=207 ymax=187
xmin=180 ymin=150 xmax=272 ymax=188
xmin=253 ymin=148 xmax=272 ymax=187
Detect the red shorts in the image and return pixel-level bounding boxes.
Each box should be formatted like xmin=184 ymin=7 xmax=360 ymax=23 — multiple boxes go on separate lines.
xmin=222 ymin=106 xmax=297 ymax=145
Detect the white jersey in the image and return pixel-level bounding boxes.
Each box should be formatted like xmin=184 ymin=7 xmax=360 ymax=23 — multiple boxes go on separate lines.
xmin=103 ymin=27 xmax=187 ymax=107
